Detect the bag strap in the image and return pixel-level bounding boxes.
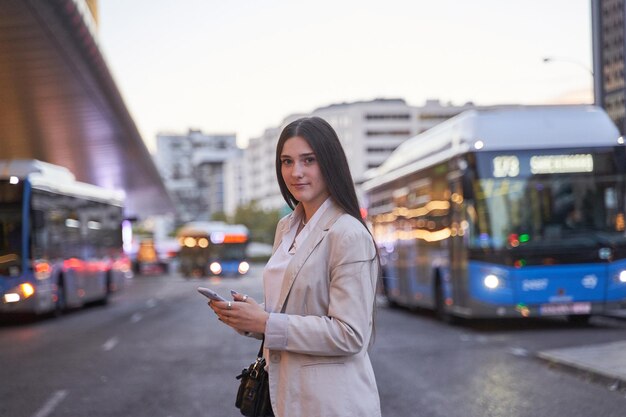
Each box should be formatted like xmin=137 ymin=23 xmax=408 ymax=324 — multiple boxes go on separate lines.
xmin=257 ymin=338 xmax=264 ymax=358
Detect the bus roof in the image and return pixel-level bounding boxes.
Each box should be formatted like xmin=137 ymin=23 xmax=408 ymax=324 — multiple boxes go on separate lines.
xmin=0 ymin=159 xmax=124 ymax=205
xmin=363 ymin=105 xmax=621 ymax=191
xmin=176 ymin=221 xmax=250 ymax=238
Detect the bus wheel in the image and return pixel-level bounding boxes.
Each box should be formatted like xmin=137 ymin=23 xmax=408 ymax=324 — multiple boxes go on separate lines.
xmin=567 ymin=314 xmax=591 ymax=325
xmin=435 ymin=278 xmax=456 ymax=324
xmin=381 ymin=277 xmax=398 ymax=308
xmin=54 ymin=278 xmax=66 ymax=316
xmin=97 ymin=274 xmax=111 ymax=306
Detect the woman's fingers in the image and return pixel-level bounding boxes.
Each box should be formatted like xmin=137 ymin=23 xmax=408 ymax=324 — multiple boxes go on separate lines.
xmin=231 ymin=290 xmax=254 ymax=304
xmin=208 ymin=295 xmax=264 ymax=332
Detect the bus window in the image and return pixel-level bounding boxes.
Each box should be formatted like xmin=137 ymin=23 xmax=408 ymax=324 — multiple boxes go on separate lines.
xmin=0 ymin=211 xmax=22 ymax=276
xmin=471 ymin=171 xmax=626 ymax=253
xmin=0 ymin=181 xmax=23 ymax=277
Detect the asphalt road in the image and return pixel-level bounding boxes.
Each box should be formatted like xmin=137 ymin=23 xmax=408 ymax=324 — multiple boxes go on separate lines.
xmin=1 ymin=264 xmax=626 ymax=417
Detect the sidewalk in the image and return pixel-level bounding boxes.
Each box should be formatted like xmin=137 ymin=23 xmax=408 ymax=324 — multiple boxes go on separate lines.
xmin=538 ymin=341 xmax=626 ymax=385
xmin=537 ymin=312 xmax=626 ymax=386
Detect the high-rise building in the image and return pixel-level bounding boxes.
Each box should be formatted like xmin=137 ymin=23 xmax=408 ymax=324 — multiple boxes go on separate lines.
xmin=223 ymin=151 xmax=246 ymax=217
xmin=244 ymin=122 xmax=295 ymax=212
xmin=592 ymin=0 xmax=626 ymax=133
xmin=155 ymin=129 xmax=239 ymax=224
xmin=242 ymin=99 xmax=475 ymax=211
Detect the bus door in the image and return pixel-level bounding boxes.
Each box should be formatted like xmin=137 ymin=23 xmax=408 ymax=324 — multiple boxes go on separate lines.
xmin=446 ymin=171 xmax=468 ymax=307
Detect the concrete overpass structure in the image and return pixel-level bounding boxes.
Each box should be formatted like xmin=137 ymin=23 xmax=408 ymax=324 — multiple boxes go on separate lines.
xmin=0 ymin=0 xmax=173 ymax=217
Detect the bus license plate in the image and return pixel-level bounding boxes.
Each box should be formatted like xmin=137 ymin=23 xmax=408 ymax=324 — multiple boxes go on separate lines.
xmin=539 ymin=302 xmax=591 ymax=316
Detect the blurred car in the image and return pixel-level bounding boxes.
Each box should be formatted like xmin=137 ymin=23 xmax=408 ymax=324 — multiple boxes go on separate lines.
xmin=135 ymin=239 xmax=162 ymax=275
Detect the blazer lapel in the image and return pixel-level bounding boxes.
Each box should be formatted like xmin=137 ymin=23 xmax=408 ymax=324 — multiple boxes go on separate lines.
xmin=272 ymin=214 xmax=293 ymax=254
xmin=275 ymin=202 xmax=344 ymax=312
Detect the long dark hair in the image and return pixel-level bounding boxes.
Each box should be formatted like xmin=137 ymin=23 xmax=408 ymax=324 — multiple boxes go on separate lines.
xmin=275 ymin=116 xmax=366 ymax=229
xmin=276 ymin=116 xmax=380 ymax=343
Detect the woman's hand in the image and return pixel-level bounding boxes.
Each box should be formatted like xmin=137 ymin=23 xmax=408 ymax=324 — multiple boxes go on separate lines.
xmin=208 ymin=291 xmax=269 ymax=334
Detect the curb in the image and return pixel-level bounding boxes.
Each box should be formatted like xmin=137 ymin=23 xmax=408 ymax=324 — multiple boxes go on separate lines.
xmin=537 ymin=341 xmax=626 ymax=390
xmin=603 ymin=311 xmax=626 ymax=320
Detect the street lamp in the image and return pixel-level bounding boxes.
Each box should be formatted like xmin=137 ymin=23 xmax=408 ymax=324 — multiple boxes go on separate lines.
xmin=542 ymin=56 xmax=594 ymax=76
xmin=542 ymin=56 xmax=594 ymax=104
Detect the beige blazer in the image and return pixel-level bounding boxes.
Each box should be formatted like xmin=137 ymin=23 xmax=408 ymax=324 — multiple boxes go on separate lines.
xmin=265 ymin=201 xmax=381 ymax=417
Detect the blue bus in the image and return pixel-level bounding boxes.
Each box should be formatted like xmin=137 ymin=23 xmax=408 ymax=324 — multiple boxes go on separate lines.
xmin=0 ymin=160 xmax=131 ymax=316
xmin=177 ymin=221 xmax=250 ymax=277
xmin=363 ymin=105 xmax=626 ymax=323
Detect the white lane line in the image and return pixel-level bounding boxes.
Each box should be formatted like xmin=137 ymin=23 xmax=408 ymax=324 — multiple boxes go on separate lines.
xmin=509 ymin=347 xmax=530 ymax=357
xmin=102 ymin=337 xmax=119 ymax=351
xmin=130 ymin=312 xmax=143 ymax=323
xmin=31 ymin=390 xmax=68 ymax=417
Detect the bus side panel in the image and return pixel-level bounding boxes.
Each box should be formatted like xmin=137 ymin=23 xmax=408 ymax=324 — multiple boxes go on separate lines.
xmin=62 ymin=268 xmax=83 ymax=308
xmin=397 ymin=241 xmax=419 ymax=306
xmin=394 ymin=240 xmax=441 ymax=308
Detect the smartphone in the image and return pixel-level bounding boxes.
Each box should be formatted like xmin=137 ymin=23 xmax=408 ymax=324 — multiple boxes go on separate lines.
xmin=197 ymin=287 xmax=227 ymax=301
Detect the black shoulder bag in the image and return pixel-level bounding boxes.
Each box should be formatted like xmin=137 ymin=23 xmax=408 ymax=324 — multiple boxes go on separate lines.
xmin=235 ymin=338 xmax=273 ymax=416
xmin=237 ymin=252 xmax=297 ymax=417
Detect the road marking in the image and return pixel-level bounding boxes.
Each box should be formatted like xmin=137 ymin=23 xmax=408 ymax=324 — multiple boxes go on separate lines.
xmin=146 ymin=298 xmax=157 ymax=308
xmin=130 ymin=312 xmax=143 ymax=323
xmin=31 ymin=390 xmax=68 ymax=417
xmin=509 ymin=347 xmax=530 ymax=357
xmin=102 ymin=337 xmax=119 ymax=351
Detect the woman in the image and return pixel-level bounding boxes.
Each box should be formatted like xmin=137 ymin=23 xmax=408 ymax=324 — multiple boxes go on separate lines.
xmin=209 ymin=116 xmax=381 ymax=417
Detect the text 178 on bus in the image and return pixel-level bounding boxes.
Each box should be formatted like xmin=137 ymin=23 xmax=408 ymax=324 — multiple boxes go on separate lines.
xmin=364 ymin=105 xmax=626 ymax=323
xmin=0 ymin=160 xmax=132 ymax=316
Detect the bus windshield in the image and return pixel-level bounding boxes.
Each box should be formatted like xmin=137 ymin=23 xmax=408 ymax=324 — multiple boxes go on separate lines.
xmin=212 ymin=243 xmax=247 ymax=260
xmin=469 ymin=151 xmax=626 ymax=253
xmin=0 ymin=182 xmax=24 ymax=275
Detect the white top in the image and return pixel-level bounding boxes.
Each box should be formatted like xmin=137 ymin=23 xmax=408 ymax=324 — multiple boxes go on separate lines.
xmin=263 ymin=197 xmax=332 ymax=313
xmin=261 ymin=198 xmax=332 ymax=368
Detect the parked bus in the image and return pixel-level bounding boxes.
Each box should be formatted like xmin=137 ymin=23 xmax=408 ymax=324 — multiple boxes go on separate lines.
xmin=0 ymin=160 xmax=131 ymax=315
xmin=363 ymin=105 xmax=626 ymax=323
xmin=177 ymin=221 xmax=250 ymax=277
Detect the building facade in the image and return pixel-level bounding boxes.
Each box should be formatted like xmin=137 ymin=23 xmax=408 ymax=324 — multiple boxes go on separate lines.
xmin=155 ymin=129 xmax=240 ymax=224
xmin=592 ymin=0 xmax=626 ymax=134
xmin=242 ymin=98 xmax=475 ymax=211
xmin=223 ymin=151 xmax=246 ymax=217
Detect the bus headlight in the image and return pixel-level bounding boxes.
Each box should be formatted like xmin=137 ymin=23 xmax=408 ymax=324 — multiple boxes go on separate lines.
xmin=617 ymin=270 xmax=626 ymax=283
xmin=3 ymin=283 xmax=35 ymax=303
xmin=483 ymin=274 xmax=500 ymax=289
xmin=238 ymin=262 xmax=250 ymax=275
xmin=209 ymin=262 xmax=222 ymax=275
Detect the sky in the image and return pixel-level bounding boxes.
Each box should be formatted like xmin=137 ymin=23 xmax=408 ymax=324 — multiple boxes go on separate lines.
xmin=98 ymin=0 xmax=593 ymax=152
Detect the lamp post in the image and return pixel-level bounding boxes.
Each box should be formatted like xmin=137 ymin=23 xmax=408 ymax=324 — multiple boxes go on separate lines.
xmin=542 ymin=56 xmax=595 ymax=105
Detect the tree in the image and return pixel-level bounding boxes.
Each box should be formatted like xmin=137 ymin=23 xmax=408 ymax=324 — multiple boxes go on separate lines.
xmin=210 ymin=211 xmax=229 ymax=222
xmin=233 ymin=201 xmax=283 ymax=244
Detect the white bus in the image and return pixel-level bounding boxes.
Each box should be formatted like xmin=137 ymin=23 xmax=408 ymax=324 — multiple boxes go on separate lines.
xmin=363 ymin=105 xmax=626 ymax=322
xmin=0 ymin=160 xmax=132 ymax=315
